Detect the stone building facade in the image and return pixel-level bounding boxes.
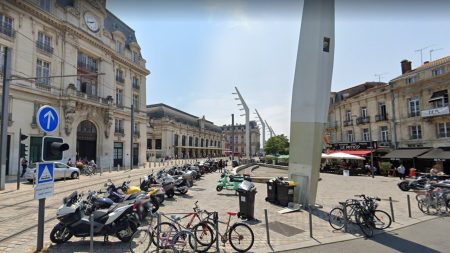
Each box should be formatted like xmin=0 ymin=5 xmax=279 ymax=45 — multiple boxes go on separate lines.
xmin=221 ymin=121 xmax=261 ymax=156
xmin=327 ymin=56 xmax=450 ymax=172
xmin=146 ymin=103 xmax=224 ymax=159
xmin=0 ymin=0 xmax=149 ymax=175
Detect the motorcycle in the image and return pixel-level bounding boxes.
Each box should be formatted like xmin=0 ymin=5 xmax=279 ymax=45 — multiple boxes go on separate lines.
xmin=216 ymin=169 xmax=250 ymax=193
xmin=50 ymin=191 xmax=140 ymax=244
xmin=398 ymin=176 xmax=433 ymax=191
xmin=121 ymin=179 xmax=165 ymax=205
xmin=105 ymin=180 xmax=159 ymax=214
xmin=157 ymin=170 xmax=189 ymax=195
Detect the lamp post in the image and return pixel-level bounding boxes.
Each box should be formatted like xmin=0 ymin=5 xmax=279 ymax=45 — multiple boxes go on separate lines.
xmin=233 ymin=87 xmax=250 ymax=161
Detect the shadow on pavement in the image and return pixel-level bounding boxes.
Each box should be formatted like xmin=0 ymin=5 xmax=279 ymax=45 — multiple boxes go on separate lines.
xmin=369 ymin=231 xmax=440 ymax=253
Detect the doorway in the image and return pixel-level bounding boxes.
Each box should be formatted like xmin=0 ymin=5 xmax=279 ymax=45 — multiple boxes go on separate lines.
xmin=76 ymin=120 xmax=97 ymax=162
xmin=133 ymin=143 xmax=139 ymax=166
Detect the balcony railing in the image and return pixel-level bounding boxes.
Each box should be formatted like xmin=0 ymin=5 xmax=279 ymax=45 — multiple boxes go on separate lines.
xmin=36 ymin=81 xmax=51 ymax=91
xmin=36 ymin=41 xmax=53 ymax=54
xmin=421 ymin=105 xmax=450 ymax=118
xmin=375 ymin=114 xmax=388 ymax=122
xmin=410 ymin=134 xmax=422 ymax=140
xmin=114 ymin=128 xmax=125 ymax=135
xmin=356 ymin=116 xmax=370 ymax=125
xmin=77 ymin=61 xmax=97 ymax=73
xmin=343 ymin=120 xmax=353 ymax=127
xmin=132 ymin=83 xmax=140 ymax=90
xmin=326 ymin=121 xmax=337 ymax=129
xmin=408 ymin=111 xmax=420 ymax=118
xmin=0 ymin=23 xmax=14 ymax=38
xmin=116 ymin=76 xmax=125 ymax=83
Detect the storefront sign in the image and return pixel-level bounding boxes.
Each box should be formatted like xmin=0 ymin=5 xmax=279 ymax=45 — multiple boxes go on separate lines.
xmin=331 ymin=141 xmax=377 ymax=150
xmin=421 ymin=106 xmax=450 ymax=118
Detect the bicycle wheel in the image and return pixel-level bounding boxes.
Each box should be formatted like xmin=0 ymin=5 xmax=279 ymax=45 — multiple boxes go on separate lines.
xmin=151 ymin=222 xmax=178 ymax=249
xmin=328 ymin=207 xmax=346 ymax=230
xmin=189 ymin=222 xmax=214 ymax=252
xmin=355 ymin=212 xmax=373 ymax=237
xmin=129 ymin=228 xmax=151 ymax=253
xmin=372 ymin=210 xmax=392 ymax=229
xmin=228 ymin=223 xmax=254 ymax=253
xmin=172 ymin=230 xmax=196 ymax=253
xmin=417 ymin=197 xmax=439 ymax=215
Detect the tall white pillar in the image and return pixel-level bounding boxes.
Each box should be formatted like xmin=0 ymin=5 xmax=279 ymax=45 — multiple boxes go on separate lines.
xmin=288 ymin=0 xmax=335 ymax=206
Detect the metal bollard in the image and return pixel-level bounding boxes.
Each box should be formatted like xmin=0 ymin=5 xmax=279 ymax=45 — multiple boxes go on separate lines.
xmin=156 ymin=213 xmax=161 ymax=253
xmin=309 ymin=206 xmax=313 ymax=238
xmin=407 ymin=195 xmax=412 ymax=218
xmin=117 ymin=165 xmax=119 ymax=172
xmin=214 ymin=212 xmax=219 ymax=252
xmin=444 ymin=194 xmax=449 ymax=214
xmin=343 ymin=203 xmax=348 ymax=233
xmin=90 ymin=213 xmax=94 ymax=253
xmin=100 ymin=167 xmax=102 ymax=176
xmin=109 ymin=165 xmax=111 ymax=173
xmin=264 ymin=209 xmax=271 ymax=246
xmin=64 ymin=170 xmax=66 ymax=182
xmin=139 ymin=177 xmax=142 ymax=185
xmin=389 ymin=197 xmax=395 ymax=222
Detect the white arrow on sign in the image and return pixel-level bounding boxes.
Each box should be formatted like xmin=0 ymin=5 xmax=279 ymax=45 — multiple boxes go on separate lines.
xmin=44 ymin=111 xmax=55 ymax=129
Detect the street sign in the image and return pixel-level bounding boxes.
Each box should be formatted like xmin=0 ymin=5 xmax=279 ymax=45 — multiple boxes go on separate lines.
xmin=37 ymin=105 xmax=59 ymax=133
xmin=34 ymin=162 xmax=54 ymax=200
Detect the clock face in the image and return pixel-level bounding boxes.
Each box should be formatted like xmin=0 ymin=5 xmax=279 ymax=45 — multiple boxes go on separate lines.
xmin=84 ymin=12 xmax=99 ymax=32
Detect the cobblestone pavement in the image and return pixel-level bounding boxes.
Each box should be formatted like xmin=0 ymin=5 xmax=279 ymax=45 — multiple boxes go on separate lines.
xmin=0 ymin=163 xmax=437 ymax=253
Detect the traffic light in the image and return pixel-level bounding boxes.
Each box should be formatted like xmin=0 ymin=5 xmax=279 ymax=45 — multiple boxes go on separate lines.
xmin=42 ymin=136 xmax=69 ymax=161
xmin=19 ymin=134 xmax=28 ymax=158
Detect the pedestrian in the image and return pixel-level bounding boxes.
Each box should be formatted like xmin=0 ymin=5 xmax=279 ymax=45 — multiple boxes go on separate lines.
xmin=218 ymin=159 xmax=223 ymax=173
xmin=397 ymin=164 xmax=406 ymax=180
xmin=20 ymin=157 xmax=28 ymax=177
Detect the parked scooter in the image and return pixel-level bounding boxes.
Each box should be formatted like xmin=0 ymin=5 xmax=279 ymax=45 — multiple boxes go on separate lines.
xmin=216 ymin=169 xmax=250 ymax=193
xmin=398 ymin=176 xmax=433 ymax=191
xmin=157 ymin=170 xmax=189 ymax=195
xmin=50 ymin=191 xmax=140 ymax=244
xmin=105 ymin=180 xmax=159 ymax=213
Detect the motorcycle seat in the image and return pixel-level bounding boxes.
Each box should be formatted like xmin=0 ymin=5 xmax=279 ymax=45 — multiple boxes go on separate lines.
xmin=93 ymin=209 xmax=109 ymax=219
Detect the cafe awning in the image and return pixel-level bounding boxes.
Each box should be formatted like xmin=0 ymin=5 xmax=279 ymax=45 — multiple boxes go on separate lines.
xmin=382 ymin=148 xmax=431 ymax=159
xmin=327 ymin=150 xmax=373 ymax=156
xmin=418 ymin=148 xmax=450 ymax=160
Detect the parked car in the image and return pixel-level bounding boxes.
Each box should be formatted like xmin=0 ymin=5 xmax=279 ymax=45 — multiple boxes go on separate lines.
xmin=24 ymin=162 xmax=80 ymax=182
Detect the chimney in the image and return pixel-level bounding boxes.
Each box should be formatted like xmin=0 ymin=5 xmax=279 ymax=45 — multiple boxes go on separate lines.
xmin=401 ymin=60 xmax=412 ymax=74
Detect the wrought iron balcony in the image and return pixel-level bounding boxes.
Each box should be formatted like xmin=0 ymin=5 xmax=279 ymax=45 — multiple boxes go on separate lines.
xmin=356 ymin=116 xmax=370 ymax=125
xmin=343 ymin=120 xmax=353 ymax=127
xmin=116 ymin=76 xmax=125 ymax=83
xmin=0 ymin=23 xmax=14 ymax=38
xmin=77 ymin=60 xmax=97 ymax=73
xmin=408 ymin=111 xmax=420 ymax=118
xmin=36 ymin=41 xmax=53 ymax=54
xmin=378 ymin=140 xmax=392 ymax=147
xmin=132 ymin=83 xmax=140 ymax=90
xmin=375 ymin=114 xmax=388 ymax=122
xmin=114 ymin=128 xmax=125 ymax=136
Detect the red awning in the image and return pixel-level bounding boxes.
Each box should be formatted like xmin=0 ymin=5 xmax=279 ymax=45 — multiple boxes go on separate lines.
xmin=327 ymin=150 xmax=372 ymax=156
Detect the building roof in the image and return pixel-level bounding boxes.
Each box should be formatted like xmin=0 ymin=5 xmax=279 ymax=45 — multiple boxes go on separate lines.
xmin=331 ymin=82 xmax=387 ymax=103
xmin=104 ymin=10 xmax=137 ymax=47
xmin=147 ymin=103 xmax=222 ymax=133
xmin=221 ymin=121 xmax=259 ymax=131
xmin=391 ymin=55 xmax=450 ymax=82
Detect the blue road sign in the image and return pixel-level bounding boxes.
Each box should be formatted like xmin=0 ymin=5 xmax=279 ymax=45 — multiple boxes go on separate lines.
xmin=37 ymin=105 xmax=59 ymax=133
xmin=37 ymin=162 xmax=54 ymax=184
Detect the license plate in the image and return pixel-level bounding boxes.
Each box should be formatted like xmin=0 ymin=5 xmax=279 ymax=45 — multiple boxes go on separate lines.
xmin=241 ymin=196 xmax=246 ymax=202
xmin=288 ymin=189 xmax=294 ymax=194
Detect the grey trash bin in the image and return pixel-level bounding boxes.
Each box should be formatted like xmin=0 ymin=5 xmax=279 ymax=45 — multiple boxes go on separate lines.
xmin=237 ymin=180 xmax=257 ymax=220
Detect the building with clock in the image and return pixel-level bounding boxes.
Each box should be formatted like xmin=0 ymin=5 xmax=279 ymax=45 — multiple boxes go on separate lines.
xmin=0 ymin=0 xmax=150 ymax=177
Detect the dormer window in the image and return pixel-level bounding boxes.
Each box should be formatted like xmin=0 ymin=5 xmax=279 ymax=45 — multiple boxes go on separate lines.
xmin=39 ymin=0 xmax=51 ymax=12
xmin=406 ymin=75 xmax=417 ymax=84
xmin=115 ymin=40 xmax=123 ymax=54
xmin=131 ymin=51 xmax=140 ymax=63
xmin=432 ymin=67 xmax=445 ymax=77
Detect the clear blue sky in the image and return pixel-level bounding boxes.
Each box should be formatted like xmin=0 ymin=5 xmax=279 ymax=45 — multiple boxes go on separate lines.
xmin=107 ymin=0 xmax=450 ymax=138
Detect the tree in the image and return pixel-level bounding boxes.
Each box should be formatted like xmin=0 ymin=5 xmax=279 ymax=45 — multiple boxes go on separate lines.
xmin=264 ymin=135 xmax=289 ymax=155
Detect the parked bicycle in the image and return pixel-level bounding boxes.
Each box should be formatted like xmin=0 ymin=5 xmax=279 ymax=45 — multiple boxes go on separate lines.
xmin=329 ymin=194 xmax=392 ymax=237
xmin=415 ymin=184 xmax=450 ymax=215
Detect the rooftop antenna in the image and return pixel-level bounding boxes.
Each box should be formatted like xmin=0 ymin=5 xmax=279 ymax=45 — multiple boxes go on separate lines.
xmin=429 ymin=48 xmax=443 ymax=61
xmin=415 ymin=45 xmax=434 ymax=64
xmin=374 ymin=72 xmax=388 ymax=82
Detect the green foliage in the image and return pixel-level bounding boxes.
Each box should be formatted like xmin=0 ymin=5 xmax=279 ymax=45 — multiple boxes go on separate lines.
xmin=379 ymin=161 xmax=393 ymax=176
xmin=265 ymin=135 xmax=290 ymax=155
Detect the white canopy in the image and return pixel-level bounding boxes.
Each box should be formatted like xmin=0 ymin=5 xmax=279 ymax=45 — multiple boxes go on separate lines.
xmin=321 ymin=153 xmax=333 ymax=159
xmin=327 ymin=152 xmax=365 ymax=160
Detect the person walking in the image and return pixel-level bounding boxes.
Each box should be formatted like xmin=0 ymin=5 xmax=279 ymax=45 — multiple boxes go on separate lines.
xmin=397 ymin=164 xmax=406 ymax=180
xmin=218 ymin=159 xmax=223 ymax=173
xmin=20 ymin=157 xmax=28 ymax=177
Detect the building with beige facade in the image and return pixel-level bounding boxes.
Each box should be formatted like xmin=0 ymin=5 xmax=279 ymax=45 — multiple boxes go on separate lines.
xmin=146 ymin=103 xmax=224 ymax=159
xmin=0 ymin=0 xmax=150 ymax=176
xmin=221 ymin=121 xmax=261 ymax=157
xmin=327 ymin=56 xmax=450 ymax=173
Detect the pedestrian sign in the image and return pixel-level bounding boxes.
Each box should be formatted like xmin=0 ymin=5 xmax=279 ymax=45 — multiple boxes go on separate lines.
xmin=35 ymin=162 xmax=54 ymax=200
xmin=37 ymin=105 xmax=59 ymax=133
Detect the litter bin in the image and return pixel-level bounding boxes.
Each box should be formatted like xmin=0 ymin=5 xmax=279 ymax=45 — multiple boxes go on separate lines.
xmin=276 ymin=180 xmax=295 ymax=207
xmin=265 ymin=179 xmax=277 ymax=204
xmin=343 ymin=170 xmax=350 ymax=177
xmin=237 ymin=180 xmax=257 ymax=220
